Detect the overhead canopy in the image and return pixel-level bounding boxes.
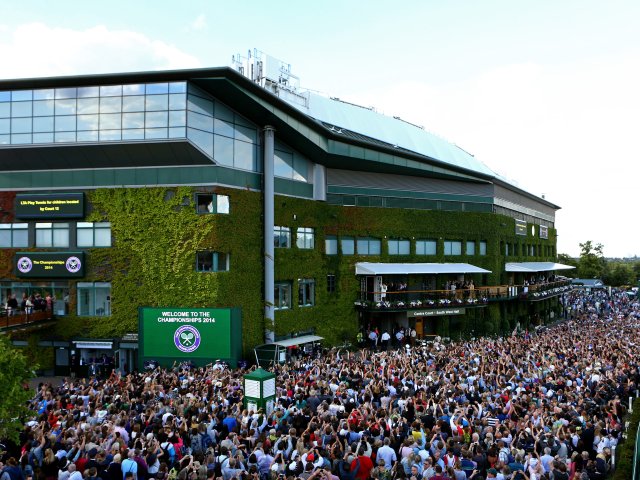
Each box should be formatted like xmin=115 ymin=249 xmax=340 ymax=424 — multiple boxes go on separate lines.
xmin=505 ymin=262 xmax=576 ymax=273
xmin=272 ymin=335 xmax=324 ymax=348
xmin=355 ymin=262 xmax=491 ymax=275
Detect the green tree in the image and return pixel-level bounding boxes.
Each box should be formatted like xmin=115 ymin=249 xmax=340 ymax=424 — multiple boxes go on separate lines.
xmin=557 ymin=253 xmax=578 ymax=277
xmin=0 ymin=336 xmax=34 ymax=443
xmin=604 ymin=262 xmax=635 ymax=286
xmin=578 ymin=241 xmax=606 ymax=279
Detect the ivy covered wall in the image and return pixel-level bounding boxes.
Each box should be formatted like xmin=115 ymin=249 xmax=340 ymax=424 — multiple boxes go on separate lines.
xmin=0 ymin=187 xmax=558 ymax=355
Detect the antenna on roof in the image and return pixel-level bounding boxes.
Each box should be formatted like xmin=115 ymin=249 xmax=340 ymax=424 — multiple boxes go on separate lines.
xmin=393 ymin=116 xmax=424 ymax=130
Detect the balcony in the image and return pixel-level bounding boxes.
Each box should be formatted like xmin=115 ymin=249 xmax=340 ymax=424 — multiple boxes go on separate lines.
xmin=0 ymin=308 xmax=54 ymax=330
xmin=354 ymin=279 xmax=574 ymax=312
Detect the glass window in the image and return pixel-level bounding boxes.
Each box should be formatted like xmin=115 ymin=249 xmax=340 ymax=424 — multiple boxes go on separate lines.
xmin=479 ymin=241 xmax=487 ymax=256
xmin=327 ymin=274 xmax=336 ymax=293
xmin=122 ymin=84 xmax=145 ymax=96
xmin=233 ymin=140 xmax=256 ymax=171
xmin=12 ymin=101 xmax=32 ymax=117
xmin=77 ymin=97 xmax=99 ymax=114
xmin=146 ymin=111 xmax=168 ymax=128
xmin=122 ymin=96 xmax=145 ymax=112
xmin=55 ymin=99 xmax=76 ymax=115
xmin=35 ymin=223 xmax=69 ymax=248
xmin=33 ymin=116 xmax=54 ymax=132
xmin=388 ymin=239 xmax=410 ymax=255
xmin=466 ymin=241 xmax=475 ymax=255
xmin=33 ymin=100 xmax=54 ymax=116
xmin=357 ymin=237 xmax=381 ymax=255
xmin=77 ymin=282 xmax=111 ymax=316
xmin=296 ymin=227 xmax=314 ymax=249
xmin=99 ymin=97 xmax=121 ymax=113
xmin=274 ymin=226 xmax=290 ymax=248
xmin=77 ymin=86 xmax=100 ymax=98
xmin=0 ymin=223 xmax=29 ymax=248
xmin=145 ymin=94 xmax=168 ymax=111
xmin=416 ymin=239 xmax=437 ymax=255
xmin=341 ymin=237 xmax=355 ymax=255
xmin=100 ymin=85 xmax=122 ymax=97
xmin=34 ymin=89 xmax=55 ymax=100
xmin=195 ymin=193 xmax=230 ymax=214
xmin=274 ymin=282 xmax=292 ymax=310
xmin=325 ymin=235 xmax=337 ymax=255
xmin=444 ymin=241 xmax=462 ymax=256
xmin=213 ymin=133 xmax=234 ymax=164
xmin=122 ymin=112 xmax=144 ymax=129
xmin=196 ymin=251 xmax=229 ymax=272
xmin=77 ymin=222 xmax=111 ymax=247
xmin=146 ymin=83 xmax=169 ymax=95
xmin=298 ymin=278 xmax=315 ymax=307
xmin=188 ymin=94 xmax=214 ymax=116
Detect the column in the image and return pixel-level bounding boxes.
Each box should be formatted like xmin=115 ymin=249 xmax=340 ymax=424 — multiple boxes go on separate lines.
xmin=263 ymin=126 xmax=276 ymax=343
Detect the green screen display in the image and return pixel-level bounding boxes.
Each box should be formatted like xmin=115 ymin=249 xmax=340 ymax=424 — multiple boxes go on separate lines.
xmin=139 ymin=307 xmax=234 ymax=362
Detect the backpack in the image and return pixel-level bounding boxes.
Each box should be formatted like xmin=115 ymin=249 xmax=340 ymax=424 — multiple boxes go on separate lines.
xmin=214 ymin=455 xmax=228 ymax=479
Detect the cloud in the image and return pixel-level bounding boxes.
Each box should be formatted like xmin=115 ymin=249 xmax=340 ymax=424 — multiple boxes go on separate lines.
xmin=0 ymin=23 xmax=202 ymax=79
xmin=190 ymin=14 xmax=207 ymax=31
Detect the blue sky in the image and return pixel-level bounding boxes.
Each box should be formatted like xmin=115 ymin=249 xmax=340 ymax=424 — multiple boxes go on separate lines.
xmin=1 ymin=0 xmax=639 ymax=257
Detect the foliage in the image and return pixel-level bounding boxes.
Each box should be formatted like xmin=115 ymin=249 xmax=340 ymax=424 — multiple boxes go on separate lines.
xmin=577 ymin=240 xmax=606 ymax=279
xmin=556 ymin=253 xmax=578 ymax=276
xmin=603 ymin=262 xmax=636 ymax=287
xmin=0 ymin=335 xmax=34 ymax=444
xmin=611 ymin=397 xmax=640 ymax=480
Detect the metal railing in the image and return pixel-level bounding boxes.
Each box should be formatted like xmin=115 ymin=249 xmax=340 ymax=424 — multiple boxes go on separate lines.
xmin=0 ymin=308 xmax=53 ymax=329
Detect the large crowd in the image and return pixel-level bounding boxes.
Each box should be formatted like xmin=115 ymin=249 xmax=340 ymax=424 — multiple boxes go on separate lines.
xmin=1 ymin=289 xmax=639 ymax=480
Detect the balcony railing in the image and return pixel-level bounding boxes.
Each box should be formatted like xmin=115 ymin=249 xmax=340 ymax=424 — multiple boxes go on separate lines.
xmin=355 ymin=280 xmax=573 ymax=310
xmin=0 ymin=308 xmax=54 ymax=329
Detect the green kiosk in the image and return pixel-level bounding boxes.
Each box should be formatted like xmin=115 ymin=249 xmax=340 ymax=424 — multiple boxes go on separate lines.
xmin=243 ymin=368 xmax=276 ymax=415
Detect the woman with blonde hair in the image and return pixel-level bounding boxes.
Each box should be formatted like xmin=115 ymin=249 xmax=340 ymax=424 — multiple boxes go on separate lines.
xmin=41 ymin=448 xmax=58 ymax=480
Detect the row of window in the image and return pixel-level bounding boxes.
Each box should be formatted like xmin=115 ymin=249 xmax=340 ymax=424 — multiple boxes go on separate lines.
xmin=503 ymin=242 xmax=555 ymax=258
xmin=274 ymin=226 xmax=315 ymax=249
xmin=274 ymin=279 xmax=316 ymax=310
xmin=0 ymin=222 xmax=111 ymax=248
xmin=325 ymin=237 xmax=487 ymax=256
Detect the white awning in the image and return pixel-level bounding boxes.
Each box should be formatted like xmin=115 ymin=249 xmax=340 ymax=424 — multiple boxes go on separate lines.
xmin=73 ymin=341 xmax=113 ymax=349
xmin=273 ymin=335 xmax=324 ymax=348
xmin=355 ymin=262 xmax=491 ymax=275
xmin=505 ymin=262 xmax=576 ymax=273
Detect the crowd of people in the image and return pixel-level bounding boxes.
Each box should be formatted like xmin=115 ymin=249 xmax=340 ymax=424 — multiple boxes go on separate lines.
xmin=1 ymin=289 xmax=639 ymax=480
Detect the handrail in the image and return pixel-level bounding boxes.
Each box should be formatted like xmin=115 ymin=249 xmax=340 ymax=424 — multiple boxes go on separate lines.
xmin=0 ymin=308 xmax=53 ymax=329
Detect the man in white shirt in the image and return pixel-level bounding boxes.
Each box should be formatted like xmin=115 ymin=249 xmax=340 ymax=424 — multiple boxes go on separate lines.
xmin=377 ymin=438 xmax=397 ymax=469
xmin=121 ymin=450 xmax=138 ymax=480
xmin=380 ymin=331 xmax=391 ymax=350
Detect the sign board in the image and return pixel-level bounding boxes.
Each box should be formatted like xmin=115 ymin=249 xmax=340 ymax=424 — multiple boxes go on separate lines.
xmin=539 ymin=225 xmax=548 ymax=239
xmin=15 ymin=252 xmax=85 ymax=278
xmin=138 ymin=307 xmax=242 ymax=367
xmin=515 ymin=220 xmax=527 ymax=236
xmin=15 ymin=193 xmax=84 ymax=219
xmin=409 ymin=308 xmax=466 ymax=317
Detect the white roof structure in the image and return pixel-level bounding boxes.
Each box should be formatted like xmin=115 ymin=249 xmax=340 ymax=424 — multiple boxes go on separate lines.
xmin=505 ymin=262 xmax=576 ymax=273
xmin=355 ymin=262 xmax=491 ymax=275
xmin=273 ymin=335 xmax=324 ymax=347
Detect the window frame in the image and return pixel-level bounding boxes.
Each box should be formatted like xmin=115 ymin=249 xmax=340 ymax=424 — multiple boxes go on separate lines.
xmin=416 ymin=239 xmax=437 ymax=255
xmin=325 ymin=235 xmax=338 ymax=255
xmin=274 ymin=226 xmax=291 ymax=248
xmin=35 ymin=222 xmax=70 ymax=248
xmin=357 ymin=237 xmax=381 ymax=255
xmin=444 ymin=240 xmax=462 ymax=256
xmin=274 ymin=281 xmax=292 ymax=310
xmin=388 ymin=238 xmax=410 ymax=255
xmin=296 ymin=227 xmax=315 ymax=250
xmin=298 ymin=278 xmax=315 ymax=307
xmin=76 ymin=282 xmax=111 ymax=316
xmin=76 ymin=221 xmax=112 ymax=247
xmin=195 ymin=251 xmax=229 ymax=272
xmin=466 ymin=241 xmax=475 ymax=256
xmin=0 ymin=223 xmax=29 ymax=248
xmin=195 ymin=193 xmax=230 ymax=214
xmin=327 ymin=274 xmax=336 ymax=293
xmin=341 ymin=236 xmax=355 ymax=255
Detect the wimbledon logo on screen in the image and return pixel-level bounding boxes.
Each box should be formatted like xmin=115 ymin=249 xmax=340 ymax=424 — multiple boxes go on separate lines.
xmin=174 ymin=325 xmax=202 ymax=353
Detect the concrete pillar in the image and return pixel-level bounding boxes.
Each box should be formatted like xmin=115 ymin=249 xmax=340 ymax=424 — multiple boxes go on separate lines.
xmin=263 ymin=126 xmax=276 ymax=343
xmin=312 ymin=163 xmax=327 ymax=201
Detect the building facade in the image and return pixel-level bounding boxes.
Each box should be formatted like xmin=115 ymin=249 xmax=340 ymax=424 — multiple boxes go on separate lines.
xmin=0 ymin=61 xmax=571 ymax=373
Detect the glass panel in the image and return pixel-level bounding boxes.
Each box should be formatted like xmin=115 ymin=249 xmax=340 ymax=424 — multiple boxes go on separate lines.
xmin=233 ymin=140 xmax=255 ymax=171
xmin=94 ymin=227 xmax=111 ymax=247
xmin=77 ymin=229 xmax=93 ymax=247
xmin=100 ymin=96 xmax=121 ymax=113
xmin=479 ymin=241 xmax=487 ymax=255
xmin=214 ymin=101 xmax=233 ymax=121
xmin=0 ymin=91 xmax=9 ymax=102
xmin=12 ymin=134 xmax=32 ymax=144
xmin=168 ymin=127 xmax=185 ymax=138
xmin=292 ymin=153 xmax=309 ymax=182
xmin=100 ymin=85 xmax=122 ymax=97
xmin=122 ymin=84 xmax=145 ymax=96
xmin=357 ymin=238 xmax=369 ymax=254
xmin=13 ymin=229 xmax=28 ymax=247
xmin=77 ymin=131 xmax=98 ymax=142
xmin=214 ymin=117 xmax=234 ymax=137
xmin=55 ymin=99 xmax=76 ymax=115
xmin=34 ymin=89 xmax=55 ymax=100
xmin=325 ymin=236 xmax=337 ymax=255
xmin=77 ymin=114 xmax=99 ymax=130
xmin=12 ymin=90 xmax=33 ymax=101
xmin=467 ymin=241 xmax=475 ymax=255
xmin=55 ymin=116 xmax=76 ymax=131
xmin=169 ymin=93 xmax=186 ymax=110
xmin=0 ymin=103 xmax=9 ymax=118
xmin=146 ymin=83 xmax=169 ymax=94
xmin=11 ymin=118 xmax=32 ymax=134
xmin=55 ymin=132 xmax=76 ymax=143
xmin=169 ymin=82 xmax=187 ymax=94
xmin=99 ymin=113 xmax=121 ymax=130
xmin=213 ymin=134 xmax=233 ymax=166
xmin=145 ymin=111 xmax=168 ymax=128
xmin=0 ymin=134 xmax=9 ymax=144
xmin=77 ymin=97 xmax=99 ymax=114
xmin=187 ymin=94 xmax=213 ymax=116
xmin=274 ymin=150 xmax=293 ymax=178
xmin=55 ymin=88 xmax=77 ymax=99
xmin=34 ymin=118 xmax=53 ymax=135
xmin=341 ymin=238 xmax=354 ymax=255
xmin=36 ymin=229 xmax=52 ymax=247
xmin=122 ymin=112 xmax=144 ymax=129
xmin=99 ymin=130 xmax=121 ymax=141
xmin=77 ymin=86 xmax=100 ymax=98
xmin=0 ymin=119 xmax=8 ymax=134
xmin=121 ymin=129 xmax=144 ymax=140
xmin=145 ymin=128 xmax=168 ymax=139
xmin=122 ymin=96 xmax=145 ymax=112
xmin=12 ymin=101 xmax=32 ymax=117
xmin=235 ymin=125 xmax=257 ymax=143
xmin=33 ymin=132 xmax=54 ymax=143
xmin=0 ymin=230 xmax=9 ymax=247
xmin=187 ymin=111 xmax=213 ymax=132
xmin=145 ymin=94 xmax=168 ymax=111
xmin=33 ymin=100 xmax=54 ymax=116
xmin=94 ymin=287 xmax=111 ymax=316
xmin=169 ymin=110 xmax=186 ymax=127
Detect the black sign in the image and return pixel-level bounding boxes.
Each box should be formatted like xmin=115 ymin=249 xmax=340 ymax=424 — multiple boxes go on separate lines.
xmin=409 ymin=308 xmax=466 ymax=317
xmin=515 ymin=220 xmax=527 ymax=236
xmin=15 ymin=252 xmax=85 ymax=278
xmin=15 ymin=193 xmax=84 ymax=219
